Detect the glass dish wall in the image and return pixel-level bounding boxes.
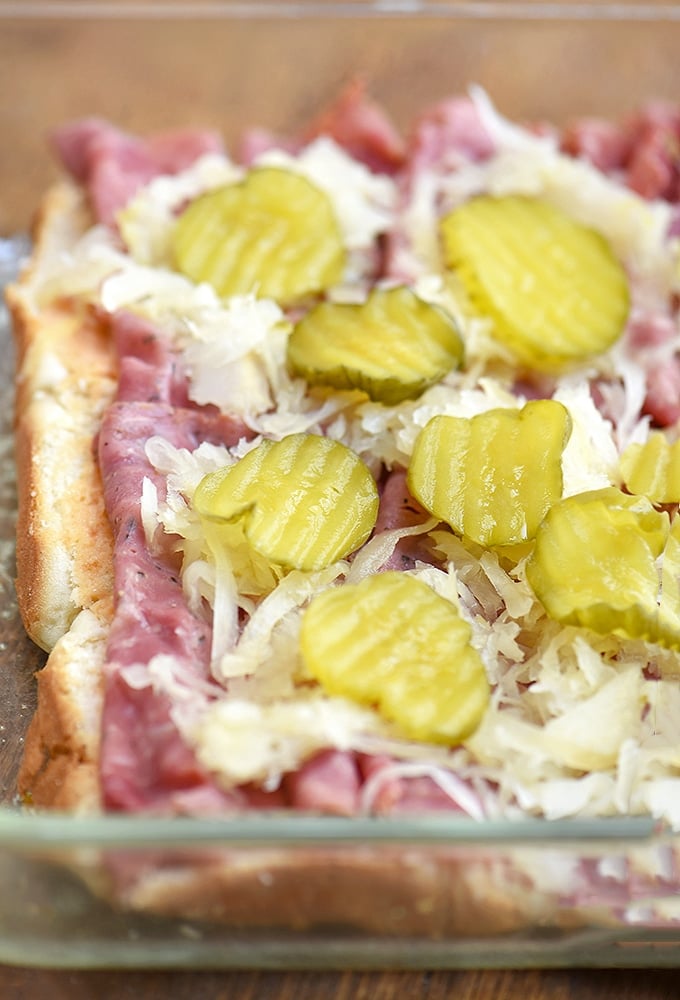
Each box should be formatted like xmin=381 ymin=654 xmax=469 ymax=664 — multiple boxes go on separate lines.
xmin=1 ymin=0 xmax=680 ymax=969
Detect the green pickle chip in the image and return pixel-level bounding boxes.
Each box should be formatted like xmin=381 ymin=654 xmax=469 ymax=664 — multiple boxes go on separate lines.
xmin=620 ymin=431 xmax=680 ymax=504
xmin=300 ymin=572 xmax=490 ymax=744
xmin=440 ymin=195 xmax=629 ymax=371
xmin=659 ymin=515 xmax=680 ymax=643
xmin=287 ymin=286 xmax=464 ymax=404
xmin=407 ymin=399 xmax=572 ymax=548
xmin=526 ymin=487 xmax=680 ymax=649
xmin=194 ymin=433 xmax=379 ymax=573
xmin=172 ymin=167 xmax=346 ymax=304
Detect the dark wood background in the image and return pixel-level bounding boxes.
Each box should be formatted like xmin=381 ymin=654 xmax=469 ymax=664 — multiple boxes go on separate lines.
xmin=3 ymin=967 xmax=680 ymax=998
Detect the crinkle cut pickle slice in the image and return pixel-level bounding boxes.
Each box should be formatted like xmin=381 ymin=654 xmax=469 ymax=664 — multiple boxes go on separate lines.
xmin=287 ymin=286 xmax=464 ymax=404
xmin=440 ymin=195 xmax=630 ymax=371
xmin=300 ymin=571 xmax=490 ymax=745
xmin=526 ymin=486 xmax=680 ymax=649
xmin=620 ymin=431 xmax=680 ymax=505
xmin=408 ymin=399 xmax=572 ymax=549
xmin=193 ymin=433 xmax=379 ymax=573
xmin=172 ymin=166 xmax=346 ymax=304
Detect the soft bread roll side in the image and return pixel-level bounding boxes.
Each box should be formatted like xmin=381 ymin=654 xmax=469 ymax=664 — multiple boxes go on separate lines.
xmin=18 ymin=602 xmax=111 ymax=813
xmin=7 ymin=181 xmax=117 ymax=654
xmin=8 ymin=182 xmax=116 ymax=811
xmin=115 ymin=844 xmax=583 ymax=937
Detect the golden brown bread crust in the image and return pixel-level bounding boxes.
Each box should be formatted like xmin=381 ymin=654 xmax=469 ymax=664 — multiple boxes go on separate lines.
xmin=8 ymin=182 xmax=117 ymax=654
xmin=18 ymin=601 xmax=112 ymax=814
xmin=115 ymin=845 xmax=571 ymax=936
xmin=8 ymin=182 xmax=116 ymax=812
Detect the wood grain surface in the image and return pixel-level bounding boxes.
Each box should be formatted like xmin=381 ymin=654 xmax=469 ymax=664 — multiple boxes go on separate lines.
xmin=2 ymin=967 xmax=680 ymax=999
xmin=2 ymin=7 xmax=680 ymax=234
xmin=2 ymin=2 xmax=680 ymax=996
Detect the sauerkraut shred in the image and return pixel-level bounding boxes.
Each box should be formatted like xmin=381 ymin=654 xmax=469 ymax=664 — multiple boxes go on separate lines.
xmin=33 ymin=91 xmax=680 ymax=828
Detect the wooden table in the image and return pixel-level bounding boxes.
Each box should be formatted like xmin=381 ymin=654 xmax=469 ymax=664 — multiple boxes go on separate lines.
xmin=2 ymin=2 xmax=680 ymax=995
xmin=0 ymin=966 xmax=679 ymax=998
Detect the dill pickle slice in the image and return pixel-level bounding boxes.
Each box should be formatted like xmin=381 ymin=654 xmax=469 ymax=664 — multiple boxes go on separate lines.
xmin=526 ymin=487 xmax=671 ymax=644
xmin=440 ymin=195 xmax=629 ymax=371
xmin=407 ymin=400 xmax=572 ymax=548
xmin=658 ymin=515 xmax=680 ymax=648
xmin=193 ymin=433 xmax=379 ymax=572
xmin=300 ymin=572 xmax=489 ymax=744
xmin=620 ymin=432 xmax=680 ymax=504
xmin=287 ymin=286 xmax=464 ymax=404
xmin=172 ymin=167 xmax=346 ymax=303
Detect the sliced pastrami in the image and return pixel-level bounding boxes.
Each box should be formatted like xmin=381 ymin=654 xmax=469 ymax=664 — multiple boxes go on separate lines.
xmin=624 ymin=103 xmax=680 ymax=202
xmin=358 ymin=754 xmax=479 ymax=817
xmin=626 ymin=312 xmax=680 ymax=427
xmin=405 ymin=95 xmax=496 ymax=179
xmin=560 ymin=118 xmax=633 ymax=174
xmin=283 ymin=749 xmax=362 ymax=816
xmin=238 ymin=78 xmax=405 ymax=176
xmin=98 ymin=400 xmax=255 ymax=812
xmin=641 ymin=361 xmax=680 ymax=427
xmin=560 ymin=102 xmax=680 ymax=203
xmin=52 ymin=118 xmax=224 ymax=226
xmin=373 ymin=467 xmax=440 ymax=571
xmin=303 ymin=78 xmax=406 ymax=175
xmin=111 ymin=310 xmax=192 ymax=407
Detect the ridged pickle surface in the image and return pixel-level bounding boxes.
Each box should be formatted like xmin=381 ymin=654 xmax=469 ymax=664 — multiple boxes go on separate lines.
xmin=659 ymin=515 xmax=680 ymax=643
xmin=287 ymin=286 xmax=464 ymax=404
xmin=525 ymin=487 xmax=680 ymax=648
xmin=440 ymin=195 xmax=629 ymax=371
xmin=620 ymin=432 xmax=680 ymax=504
xmin=407 ymin=400 xmax=572 ymax=548
xmin=193 ymin=433 xmax=379 ymax=572
xmin=300 ymin=572 xmax=490 ymax=744
xmin=172 ymin=167 xmax=346 ymax=303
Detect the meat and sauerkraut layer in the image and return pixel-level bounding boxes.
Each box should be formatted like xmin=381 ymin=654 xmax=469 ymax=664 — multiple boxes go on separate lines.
xmin=12 ymin=84 xmax=680 ymax=830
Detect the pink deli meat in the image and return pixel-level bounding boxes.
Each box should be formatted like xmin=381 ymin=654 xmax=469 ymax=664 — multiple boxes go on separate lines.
xmin=98 ymin=315 xmax=276 ymax=813
xmin=52 ymin=118 xmax=224 ymax=228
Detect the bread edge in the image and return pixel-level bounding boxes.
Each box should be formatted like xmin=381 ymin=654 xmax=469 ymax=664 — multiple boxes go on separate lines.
xmin=7 ymin=181 xmax=117 ymax=654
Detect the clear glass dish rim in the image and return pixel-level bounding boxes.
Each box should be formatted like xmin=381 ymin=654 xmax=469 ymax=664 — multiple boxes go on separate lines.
xmin=0 ymin=806 xmax=663 ymax=850
xmin=1 ymin=1 xmax=680 ymax=22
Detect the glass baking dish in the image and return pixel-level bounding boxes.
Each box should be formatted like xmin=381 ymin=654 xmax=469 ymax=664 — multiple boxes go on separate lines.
xmin=2 ymin=0 xmax=680 ymax=969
